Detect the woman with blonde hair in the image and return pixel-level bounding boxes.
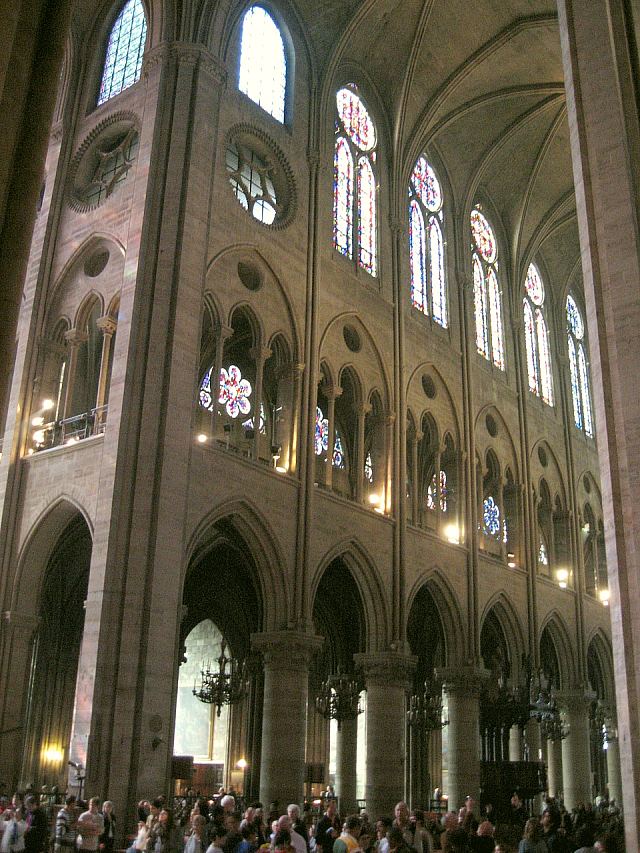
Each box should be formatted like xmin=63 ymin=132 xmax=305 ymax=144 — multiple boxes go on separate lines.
xmin=517 ymin=819 xmax=546 ymax=853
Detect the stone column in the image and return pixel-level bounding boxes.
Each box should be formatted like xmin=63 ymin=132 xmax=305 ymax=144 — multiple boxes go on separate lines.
xmin=438 ymin=667 xmax=485 ymax=812
xmin=411 ymin=432 xmax=421 ymax=525
xmin=95 ymin=316 xmax=117 ymax=415
xmin=557 ymin=1 xmax=640 ymax=845
xmin=336 ymin=715 xmax=358 ymax=815
xmin=0 ymin=611 xmax=39 ymax=788
xmin=249 ymin=346 xmax=271 ymax=460
xmin=559 ymin=691 xmax=593 ymax=809
xmin=210 ymin=324 xmax=233 ymax=438
xmin=509 ymin=724 xmax=522 ymax=761
xmin=605 ymin=716 xmax=623 ymax=810
xmin=546 ymin=737 xmax=563 ymax=799
xmin=355 ymin=651 xmax=416 ymax=818
xmin=62 ymin=329 xmax=88 ymax=419
xmin=355 ymin=403 xmax=370 ymax=503
xmin=323 ymin=386 xmax=341 ymax=490
xmin=252 ymin=630 xmax=322 ymax=808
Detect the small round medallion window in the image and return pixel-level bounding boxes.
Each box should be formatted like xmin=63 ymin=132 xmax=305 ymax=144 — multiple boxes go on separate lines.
xmin=224 ymin=125 xmax=296 ymax=229
xmin=68 ymin=113 xmax=140 ymax=212
xmin=226 ymin=142 xmax=278 ymax=224
xmin=343 ymin=325 xmax=361 ymax=352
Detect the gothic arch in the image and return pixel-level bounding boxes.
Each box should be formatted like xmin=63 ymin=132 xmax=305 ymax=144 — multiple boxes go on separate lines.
xmin=479 ymin=591 xmax=527 ymax=682
xmin=310 ymin=538 xmax=389 ymax=651
xmin=405 ymin=568 xmax=466 ymax=667
xmin=185 ymin=498 xmax=289 ymax=631
xmin=11 ymin=496 xmax=94 ymax=622
xmin=539 ymin=610 xmax=577 ymax=689
xmin=586 ymin=630 xmax=615 ymax=704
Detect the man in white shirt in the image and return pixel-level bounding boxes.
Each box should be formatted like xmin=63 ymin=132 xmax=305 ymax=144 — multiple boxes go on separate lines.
xmin=77 ymin=799 xmax=104 ymax=853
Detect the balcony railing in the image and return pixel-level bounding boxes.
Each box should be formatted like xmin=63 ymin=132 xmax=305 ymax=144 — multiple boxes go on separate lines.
xmin=31 ymin=405 xmax=108 ymax=453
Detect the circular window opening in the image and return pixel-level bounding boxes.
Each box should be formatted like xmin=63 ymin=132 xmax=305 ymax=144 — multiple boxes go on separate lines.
xmin=422 ymin=375 xmax=437 ymax=399
xmin=226 ymin=142 xmax=278 ymax=225
xmin=584 ymin=474 xmax=591 ymax=493
xmin=538 ymin=446 xmax=548 ymax=467
xmin=486 ymin=413 xmax=498 ymax=436
xmin=343 ymin=325 xmax=361 ymax=353
xmin=238 ymin=261 xmax=262 ymax=291
xmin=84 ymin=249 xmax=110 ymax=278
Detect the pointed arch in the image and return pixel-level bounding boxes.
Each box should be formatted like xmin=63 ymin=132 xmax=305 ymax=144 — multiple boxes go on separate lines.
xmin=480 ymin=591 xmax=527 ymax=681
xmin=310 ymin=539 xmax=390 ymax=651
xmin=586 ymin=630 xmax=615 ymax=704
xmin=186 ymin=498 xmax=289 ymax=631
xmin=406 ymin=569 xmax=466 ymax=667
xmin=539 ymin=611 xmax=577 ymax=689
xmin=97 ymin=0 xmax=148 ymax=106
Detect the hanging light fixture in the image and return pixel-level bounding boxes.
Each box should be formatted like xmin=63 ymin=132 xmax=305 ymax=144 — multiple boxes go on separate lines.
xmin=407 ymin=675 xmax=449 ymax=731
xmin=315 ymin=671 xmax=364 ymax=730
xmin=193 ymin=638 xmax=249 ymax=717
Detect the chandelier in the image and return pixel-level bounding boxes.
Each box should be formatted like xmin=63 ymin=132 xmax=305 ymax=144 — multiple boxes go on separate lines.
xmin=407 ymin=676 xmax=449 ymax=731
xmin=193 ymin=638 xmax=249 ymax=717
xmin=315 ymin=671 xmax=364 ymax=730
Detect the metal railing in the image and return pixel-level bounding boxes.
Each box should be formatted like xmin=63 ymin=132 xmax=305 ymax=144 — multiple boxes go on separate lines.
xmin=31 ymin=406 xmax=108 ymax=453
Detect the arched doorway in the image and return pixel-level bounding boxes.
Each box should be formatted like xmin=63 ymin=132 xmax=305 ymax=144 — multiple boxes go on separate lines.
xmin=175 ymin=523 xmax=263 ymax=798
xmin=21 ymin=513 xmax=92 ymax=787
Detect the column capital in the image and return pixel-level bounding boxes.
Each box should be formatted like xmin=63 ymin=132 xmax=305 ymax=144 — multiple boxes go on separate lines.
xmin=249 ymin=346 xmax=272 ymax=363
xmin=320 ymin=383 xmax=342 ymax=401
xmin=357 ymin=403 xmax=372 ymax=417
xmin=437 ymin=665 xmax=489 ymax=697
xmin=215 ymin=323 xmax=234 ymax=341
xmin=96 ymin=316 xmax=117 ymax=336
xmin=354 ymin=651 xmax=416 ymax=687
xmin=276 ymin=361 xmax=305 ymax=380
xmin=64 ymin=328 xmax=88 ymax=346
xmin=251 ymin=630 xmax=323 ymax=672
xmin=556 ymin=688 xmax=596 ymax=713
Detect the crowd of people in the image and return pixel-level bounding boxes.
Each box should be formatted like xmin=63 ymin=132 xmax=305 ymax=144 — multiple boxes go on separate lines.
xmin=0 ymin=789 xmax=627 ymax=853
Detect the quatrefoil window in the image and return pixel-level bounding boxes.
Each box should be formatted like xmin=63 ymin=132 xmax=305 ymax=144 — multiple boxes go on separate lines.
xmin=226 ymin=142 xmax=280 ymax=225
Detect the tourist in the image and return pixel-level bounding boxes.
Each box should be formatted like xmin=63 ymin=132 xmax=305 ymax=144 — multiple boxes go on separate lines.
xmin=77 ymin=799 xmax=105 ymax=853
xmin=0 ymin=799 xmax=26 ymax=853
xmin=23 ymin=797 xmax=48 ymax=853
xmin=517 ymin=818 xmax=546 ymax=853
xmin=288 ymin=806 xmax=308 ymax=849
xmin=184 ymin=815 xmax=208 ymax=853
xmin=99 ymin=801 xmax=116 ymax=853
xmin=316 ymin=801 xmax=340 ymax=853
xmin=333 ymin=817 xmax=362 ymax=853
xmin=54 ymin=796 xmax=77 ymax=853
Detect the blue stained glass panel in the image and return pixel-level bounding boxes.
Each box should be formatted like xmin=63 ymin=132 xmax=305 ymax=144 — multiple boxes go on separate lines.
xmin=333 ymin=137 xmax=353 ymax=258
xmin=357 ymin=156 xmax=377 ymax=275
xmin=429 ymin=216 xmax=447 ymax=326
xmin=483 ymin=496 xmax=500 ymax=536
xmin=409 ymin=200 xmax=427 ymax=312
xmin=568 ymin=336 xmax=583 ymax=430
xmin=473 ymin=254 xmax=489 ymax=358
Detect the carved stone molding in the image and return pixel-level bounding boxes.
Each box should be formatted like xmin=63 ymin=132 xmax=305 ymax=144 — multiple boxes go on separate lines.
xmin=251 ymin=630 xmax=323 ymax=672
xmin=437 ymin=665 xmax=490 ymax=697
xmin=354 ymin=651 xmax=417 ymax=687
xmin=556 ymin=688 xmax=596 ymax=714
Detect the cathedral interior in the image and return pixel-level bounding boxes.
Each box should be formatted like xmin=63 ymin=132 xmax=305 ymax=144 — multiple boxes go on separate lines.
xmin=1 ymin=0 xmax=640 ymax=849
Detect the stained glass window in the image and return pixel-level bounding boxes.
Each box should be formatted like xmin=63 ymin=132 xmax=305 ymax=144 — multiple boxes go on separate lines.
xmin=333 ymin=85 xmax=377 ymax=275
xmin=566 ymin=294 xmax=593 ymax=437
xmin=483 ymin=496 xmax=501 ymax=536
xmin=358 ymin=157 xmax=377 ymax=275
xmin=523 ymin=263 xmax=554 ymax=405
xmin=427 ymin=471 xmax=447 ymax=512
xmin=226 ymin=143 xmax=278 ymax=224
xmin=408 ymin=157 xmax=447 ymax=326
xmin=471 ymin=208 xmax=503 ymax=367
xmin=242 ymin=402 xmax=267 ymax=435
xmin=473 ymin=254 xmax=489 ymax=358
xmin=538 ymin=541 xmax=549 ymax=566
xmin=364 ymin=452 xmax=374 ymax=483
xmin=409 ymin=201 xmax=427 ymax=311
xmin=199 ymin=365 xmax=253 ymax=419
xmin=315 ymin=406 xmax=346 ymax=468
xmin=98 ymin=0 xmax=147 ymax=106
xmin=238 ymin=6 xmax=286 ymax=122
